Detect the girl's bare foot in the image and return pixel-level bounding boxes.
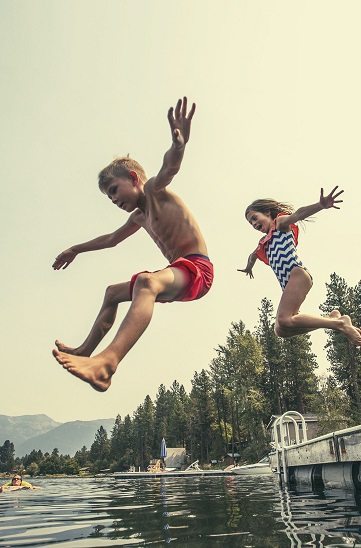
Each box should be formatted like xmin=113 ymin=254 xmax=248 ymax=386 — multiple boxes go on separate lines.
xmin=328 ymin=311 xmax=361 ymax=343
xmin=52 ymin=349 xmax=116 ymax=392
xmin=55 ymin=340 xmax=91 ymax=357
xmin=338 ymin=315 xmax=361 ymax=346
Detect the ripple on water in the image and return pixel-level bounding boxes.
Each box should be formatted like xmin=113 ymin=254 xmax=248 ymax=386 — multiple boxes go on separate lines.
xmin=0 ymin=476 xmax=361 ymax=546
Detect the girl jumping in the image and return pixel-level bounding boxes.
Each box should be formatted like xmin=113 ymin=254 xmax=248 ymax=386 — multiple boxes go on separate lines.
xmin=238 ymin=186 xmax=361 ymax=346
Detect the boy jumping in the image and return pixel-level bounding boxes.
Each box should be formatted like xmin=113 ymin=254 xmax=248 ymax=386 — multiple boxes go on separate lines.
xmin=52 ymin=98 xmax=213 ymax=392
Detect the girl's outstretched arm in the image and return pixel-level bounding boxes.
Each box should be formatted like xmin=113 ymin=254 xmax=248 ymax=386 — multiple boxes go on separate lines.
xmin=238 ymin=250 xmax=258 ymax=279
xmin=277 ymin=186 xmax=344 ymax=231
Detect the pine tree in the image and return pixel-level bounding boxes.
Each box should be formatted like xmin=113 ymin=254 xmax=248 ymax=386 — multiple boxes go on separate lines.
xmin=22 ymin=449 xmax=44 ymax=469
xmin=74 ymin=446 xmax=90 ymax=468
xmin=0 ymin=440 xmax=15 ymax=472
xmin=39 ymin=448 xmax=61 ymax=475
xmin=210 ymin=321 xmax=268 ymax=460
xmin=109 ymin=414 xmax=136 ymax=471
xmin=153 ymin=384 xmax=170 ymax=452
xmin=134 ymin=396 xmax=155 ymax=469
xmin=320 ymin=273 xmax=361 ymax=422
xmin=281 ymin=334 xmax=319 ymax=414
xmin=90 ymin=426 xmax=110 ymax=471
xmin=190 ymin=369 xmax=215 ymax=463
xmin=110 ymin=414 xmax=123 ymax=465
xmin=316 ymin=375 xmax=351 ymax=434
xmin=120 ymin=414 xmax=136 ymax=469
xmin=167 ymin=381 xmax=190 ymax=448
xmin=255 ymin=298 xmax=284 ymax=415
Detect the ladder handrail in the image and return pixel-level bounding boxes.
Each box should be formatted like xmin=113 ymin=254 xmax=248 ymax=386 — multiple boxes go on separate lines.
xmin=273 ymin=411 xmax=308 ymax=484
xmin=274 ymin=415 xmax=300 ymax=448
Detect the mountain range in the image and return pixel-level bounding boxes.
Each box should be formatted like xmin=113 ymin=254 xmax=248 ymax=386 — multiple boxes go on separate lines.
xmin=0 ymin=414 xmax=115 ymax=457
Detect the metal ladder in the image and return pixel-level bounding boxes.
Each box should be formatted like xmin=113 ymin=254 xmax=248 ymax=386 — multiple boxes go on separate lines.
xmin=273 ymin=411 xmax=308 ymax=484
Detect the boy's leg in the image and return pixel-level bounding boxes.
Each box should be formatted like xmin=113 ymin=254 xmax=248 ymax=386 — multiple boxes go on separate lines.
xmin=52 ymin=266 xmax=189 ymax=391
xmin=102 ymin=266 xmax=189 ymax=360
xmin=275 ymin=268 xmax=361 ymax=345
xmin=56 ymin=282 xmax=131 ymax=357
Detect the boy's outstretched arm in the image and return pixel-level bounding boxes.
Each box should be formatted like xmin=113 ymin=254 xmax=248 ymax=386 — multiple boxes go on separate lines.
xmin=52 ymin=215 xmax=141 ymax=270
xmin=277 ymin=186 xmax=344 ymax=231
xmin=237 ymin=250 xmax=258 ymax=279
xmin=152 ymin=97 xmax=196 ymax=191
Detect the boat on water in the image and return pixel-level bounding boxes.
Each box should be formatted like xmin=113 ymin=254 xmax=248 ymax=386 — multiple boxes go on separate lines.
xmin=230 ymin=456 xmax=273 ymax=476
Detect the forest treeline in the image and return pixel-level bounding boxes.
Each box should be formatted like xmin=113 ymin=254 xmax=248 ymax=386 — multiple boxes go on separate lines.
xmin=1 ymin=273 xmax=361 ymax=475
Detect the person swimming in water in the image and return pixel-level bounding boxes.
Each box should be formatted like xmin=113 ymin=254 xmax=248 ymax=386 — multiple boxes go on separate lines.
xmin=0 ymin=474 xmax=37 ymax=492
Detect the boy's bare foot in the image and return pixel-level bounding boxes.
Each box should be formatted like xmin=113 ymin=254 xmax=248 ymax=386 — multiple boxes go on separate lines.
xmin=55 ymin=340 xmax=91 ymax=357
xmin=52 ymin=349 xmax=116 ymax=392
xmin=338 ymin=315 xmax=361 ymax=346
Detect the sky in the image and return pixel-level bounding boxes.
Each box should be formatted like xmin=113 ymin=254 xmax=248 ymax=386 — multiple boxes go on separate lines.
xmin=1 ymin=0 xmax=361 ymax=424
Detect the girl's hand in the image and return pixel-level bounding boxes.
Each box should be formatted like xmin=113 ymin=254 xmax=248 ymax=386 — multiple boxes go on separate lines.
xmin=237 ymin=267 xmax=254 ymax=279
xmin=52 ymin=248 xmax=78 ymax=270
xmin=320 ymin=186 xmax=344 ymax=210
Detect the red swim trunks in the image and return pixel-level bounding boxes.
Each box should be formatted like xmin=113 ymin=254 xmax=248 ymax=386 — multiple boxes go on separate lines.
xmin=130 ymin=254 xmax=214 ymax=303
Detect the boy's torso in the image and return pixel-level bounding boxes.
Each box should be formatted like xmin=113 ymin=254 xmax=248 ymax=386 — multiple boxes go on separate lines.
xmin=132 ymin=184 xmax=208 ymax=263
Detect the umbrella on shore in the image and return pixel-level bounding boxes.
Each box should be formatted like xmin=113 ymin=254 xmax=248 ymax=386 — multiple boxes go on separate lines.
xmin=160 ymin=438 xmax=167 ymax=467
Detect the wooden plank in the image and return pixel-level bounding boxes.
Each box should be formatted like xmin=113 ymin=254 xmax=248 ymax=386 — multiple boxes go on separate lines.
xmin=285 ymin=435 xmax=338 ymax=467
xmin=336 ymin=429 xmax=361 ymax=462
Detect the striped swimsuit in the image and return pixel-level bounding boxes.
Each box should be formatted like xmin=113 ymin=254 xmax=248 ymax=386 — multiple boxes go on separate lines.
xmin=256 ymin=217 xmax=310 ymax=290
xmin=265 ymin=229 xmax=304 ymax=290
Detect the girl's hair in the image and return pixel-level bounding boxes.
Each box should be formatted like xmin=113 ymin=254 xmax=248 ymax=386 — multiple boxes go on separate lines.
xmin=245 ymin=199 xmax=294 ymax=220
xmin=98 ymin=155 xmax=147 ymax=193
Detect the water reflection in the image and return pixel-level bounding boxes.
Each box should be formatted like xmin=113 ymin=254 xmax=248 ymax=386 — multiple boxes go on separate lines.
xmin=0 ymin=475 xmax=361 ymax=546
xmin=279 ymin=484 xmax=361 ymax=546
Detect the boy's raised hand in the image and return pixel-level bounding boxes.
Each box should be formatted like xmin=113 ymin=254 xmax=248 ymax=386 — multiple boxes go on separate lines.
xmin=52 ymin=248 xmax=77 ymax=270
xmin=320 ymin=186 xmax=344 ymax=209
xmin=167 ymin=97 xmax=196 ymax=148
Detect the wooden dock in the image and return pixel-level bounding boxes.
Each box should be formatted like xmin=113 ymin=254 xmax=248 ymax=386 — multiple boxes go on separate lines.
xmin=276 ymin=424 xmax=361 ymax=467
xmin=111 ymin=470 xmax=233 ymax=479
xmin=270 ymin=412 xmax=361 ymax=488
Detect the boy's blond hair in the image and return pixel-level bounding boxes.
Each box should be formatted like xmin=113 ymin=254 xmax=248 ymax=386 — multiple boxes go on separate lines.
xmin=98 ymin=156 xmax=147 ymax=193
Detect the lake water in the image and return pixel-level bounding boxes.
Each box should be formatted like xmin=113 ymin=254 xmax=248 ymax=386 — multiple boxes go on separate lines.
xmin=1 ymin=475 xmax=361 ymax=546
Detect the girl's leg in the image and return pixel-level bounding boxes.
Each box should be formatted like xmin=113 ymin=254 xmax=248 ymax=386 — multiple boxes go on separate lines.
xmin=275 ymin=268 xmax=312 ymax=337
xmin=52 ymin=267 xmax=189 ymax=391
xmin=56 ymin=282 xmax=131 ymax=357
xmin=277 ymin=309 xmax=342 ymax=337
xmin=275 ymin=268 xmax=361 ymax=345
